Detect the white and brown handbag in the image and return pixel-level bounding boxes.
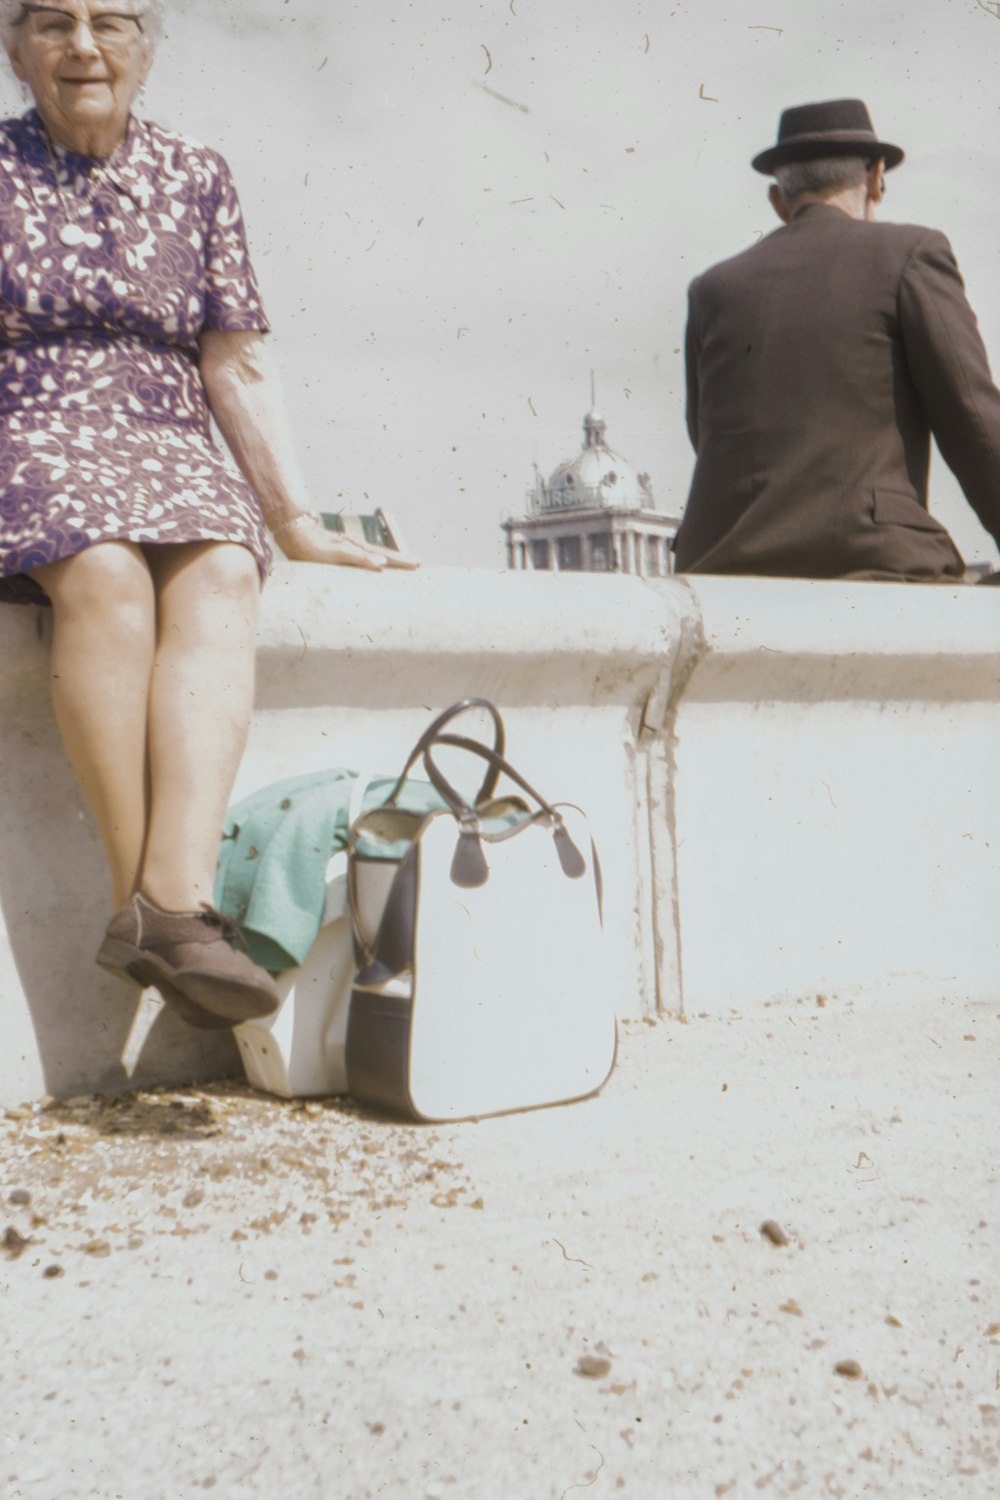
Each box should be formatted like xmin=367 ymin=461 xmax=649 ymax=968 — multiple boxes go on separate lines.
xmin=345 ymin=700 xmax=617 ymax=1121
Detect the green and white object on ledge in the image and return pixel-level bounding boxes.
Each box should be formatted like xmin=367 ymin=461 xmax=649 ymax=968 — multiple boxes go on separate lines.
xmin=319 ymin=507 xmax=406 ymax=552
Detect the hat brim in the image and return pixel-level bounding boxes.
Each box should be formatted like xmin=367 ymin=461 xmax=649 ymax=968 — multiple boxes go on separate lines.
xmin=752 ymin=137 xmax=905 ymax=175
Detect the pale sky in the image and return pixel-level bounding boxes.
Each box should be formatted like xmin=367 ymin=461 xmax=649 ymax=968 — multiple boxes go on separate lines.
xmin=4 ymin=0 xmax=998 ymax=567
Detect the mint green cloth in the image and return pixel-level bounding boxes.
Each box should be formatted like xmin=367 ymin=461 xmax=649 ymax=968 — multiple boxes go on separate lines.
xmin=214 ymin=770 xmax=444 ymax=972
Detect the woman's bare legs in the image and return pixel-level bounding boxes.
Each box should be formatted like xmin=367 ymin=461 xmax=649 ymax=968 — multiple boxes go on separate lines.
xmin=33 ymin=538 xmax=273 ymax=1024
xmin=32 ymin=538 xmax=260 ymax=914
xmin=30 ymin=542 xmax=156 ymax=909
xmin=138 ymin=540 xmax=260 ymax=911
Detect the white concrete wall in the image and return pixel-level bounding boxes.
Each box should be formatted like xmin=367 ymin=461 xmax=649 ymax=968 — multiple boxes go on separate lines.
xmin=2 ymin=568 xmax=997 ymax=1104
xmin=0 ymin=565 xmax=677 ymax=1105
xmin=656 ymin=577 xmax=1000 ymax=1014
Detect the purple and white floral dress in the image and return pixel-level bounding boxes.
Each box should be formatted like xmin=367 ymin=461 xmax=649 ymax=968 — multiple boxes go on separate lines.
xmin=0 ymin=109 xmax=272 ymax=605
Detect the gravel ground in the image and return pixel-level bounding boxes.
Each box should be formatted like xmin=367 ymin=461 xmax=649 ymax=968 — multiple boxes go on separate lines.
xmin=1 ymin=991 xmax=997 ymax=1500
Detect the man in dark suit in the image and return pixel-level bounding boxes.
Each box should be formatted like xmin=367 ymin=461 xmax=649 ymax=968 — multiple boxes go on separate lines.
xmin=673 ymin=99 xmax=1000 ymax=580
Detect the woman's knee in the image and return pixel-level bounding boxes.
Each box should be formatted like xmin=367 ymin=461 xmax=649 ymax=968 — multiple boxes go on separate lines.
xmin=31 ymin=542 xmax=154 ymax=625
xmin=189 ymin=542 xmax=261 ymax=602
xmin=153 ymin=542 xmax=261 ymax=642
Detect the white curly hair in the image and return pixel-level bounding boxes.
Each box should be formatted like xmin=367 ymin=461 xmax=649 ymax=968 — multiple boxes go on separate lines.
xmin=0 ymin=1 xmax=166 ymax=51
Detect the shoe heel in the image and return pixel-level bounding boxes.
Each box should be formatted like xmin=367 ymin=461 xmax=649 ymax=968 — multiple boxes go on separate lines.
xmin=95 ymin=934 xmax=141 ymax=983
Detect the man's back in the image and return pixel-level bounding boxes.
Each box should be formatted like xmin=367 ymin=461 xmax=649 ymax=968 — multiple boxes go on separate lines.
xmin=675 ymin=146 xmax=1000 ymax=578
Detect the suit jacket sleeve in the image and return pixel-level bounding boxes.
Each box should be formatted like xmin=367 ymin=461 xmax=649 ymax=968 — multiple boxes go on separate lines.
xmin=898 ymin=231 xmax=1000 ymax=547
xmin=684 ymin=279 xmax=702 ymax=451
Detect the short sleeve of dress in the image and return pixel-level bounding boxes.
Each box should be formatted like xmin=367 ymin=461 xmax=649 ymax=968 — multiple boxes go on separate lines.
xmin=201 ymin=151 xmax=271 ymax=334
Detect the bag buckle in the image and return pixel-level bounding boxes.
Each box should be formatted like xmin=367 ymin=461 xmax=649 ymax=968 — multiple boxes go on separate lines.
xmin=451 ymin=814 xmax=490 ymax=889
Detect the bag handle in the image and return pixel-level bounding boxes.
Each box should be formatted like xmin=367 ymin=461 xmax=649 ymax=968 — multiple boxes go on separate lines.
xmin=422 ymin=733 xmax=587 ymax=887
xmin=424 ymin=733 xmax=553 ymax=816
xmin=383 ymin=699 xmax=505 ymax=810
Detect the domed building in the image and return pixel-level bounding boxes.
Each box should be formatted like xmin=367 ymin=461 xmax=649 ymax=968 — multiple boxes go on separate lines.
xmin=503 ymin=402 xmax=680 ymax=575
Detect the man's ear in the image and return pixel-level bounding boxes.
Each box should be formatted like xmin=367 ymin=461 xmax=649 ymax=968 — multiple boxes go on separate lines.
xmin=768 ymin=183 xmax=791 ymax=224
xmin=864 ymin=157 xmax=885 ymax=218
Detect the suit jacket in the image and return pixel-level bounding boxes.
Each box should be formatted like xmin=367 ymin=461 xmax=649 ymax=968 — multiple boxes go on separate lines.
xmin=673 ymin=203 xmax=1000 ymax=578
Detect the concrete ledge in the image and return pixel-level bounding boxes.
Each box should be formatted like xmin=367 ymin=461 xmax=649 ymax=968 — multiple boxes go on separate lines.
xmin=673 ymin=576 xmax=1000 ymax=702
xmin=3 ymin=565 xmax=997 ymax=1104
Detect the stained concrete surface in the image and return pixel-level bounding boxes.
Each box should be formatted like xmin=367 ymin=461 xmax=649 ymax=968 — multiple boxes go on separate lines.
xmin=1 ymin=992 xmax=997 ymax=1500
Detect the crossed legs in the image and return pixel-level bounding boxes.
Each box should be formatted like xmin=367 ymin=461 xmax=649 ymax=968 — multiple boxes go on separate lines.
xmin=31 ymin=538 xmax=260 ymax=911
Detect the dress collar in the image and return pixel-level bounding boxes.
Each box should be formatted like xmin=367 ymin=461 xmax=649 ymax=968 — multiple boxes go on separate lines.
xmin=18 ymin=107 xmax=154 ymax=208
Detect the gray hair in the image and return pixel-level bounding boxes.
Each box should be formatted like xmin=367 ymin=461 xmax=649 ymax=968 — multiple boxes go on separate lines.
xmin=0 ymin=1 xmax=166 ymax=50
xmin=773 ymin=154 xmax=872 ymax=206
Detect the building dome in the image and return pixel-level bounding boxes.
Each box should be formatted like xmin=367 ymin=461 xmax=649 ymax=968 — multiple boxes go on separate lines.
xmin=534 ymin=407 xmax=654 ymax=513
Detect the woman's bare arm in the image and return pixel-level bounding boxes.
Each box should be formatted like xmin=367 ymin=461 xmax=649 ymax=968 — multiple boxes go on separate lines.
xmin=198 ymin=330 xmax=415 ymax=569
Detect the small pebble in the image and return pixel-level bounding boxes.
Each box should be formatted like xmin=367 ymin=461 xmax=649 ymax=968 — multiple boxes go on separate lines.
xmin=8 ymin=1189 xmax=31 ymax=1206
xmin=42 ymin=1264 xmax=64 ymax=1279
xmin=760 ymin=1220 xmax=789 ymax=1246
xmin=183 ymin=1189 xmax=205 ymax=1209
xmin=779 ymin=1299 xmax=803 ymax=1316
xmin=575 ymin=1354 xmax=612 ymax=1379
xmin=835 ymin=1359 xmax=863 ymax=1380
xmin=885 ymin=1313 xmax=904 ymax=1328
xmin=82 ymin=1239 xmax=111 ymax=1258
xmin=2 ymin=1225 xmax=30 ymax=1257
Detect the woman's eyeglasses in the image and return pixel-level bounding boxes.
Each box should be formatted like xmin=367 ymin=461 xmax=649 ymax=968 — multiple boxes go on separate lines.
xmin=19 ymin=6 xmax=144 ymax=49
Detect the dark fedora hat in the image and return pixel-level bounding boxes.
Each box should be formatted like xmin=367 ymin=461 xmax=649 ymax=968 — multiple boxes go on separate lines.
xmin=751 ymin=98 xmax=904 ymax=175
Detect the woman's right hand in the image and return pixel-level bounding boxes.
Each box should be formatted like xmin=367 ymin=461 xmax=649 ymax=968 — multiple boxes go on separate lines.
xmin=274 ymin=514 xmax=419 ymax=571
xmin=199 ymin=335 xmax=420 ymax=571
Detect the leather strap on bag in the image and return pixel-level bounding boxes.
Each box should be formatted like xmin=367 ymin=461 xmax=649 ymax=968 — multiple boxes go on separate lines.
xmin=422 ymin=733 xmax=587 ymax=888
xmin=383 ymin=699 xmax=505 ymax=810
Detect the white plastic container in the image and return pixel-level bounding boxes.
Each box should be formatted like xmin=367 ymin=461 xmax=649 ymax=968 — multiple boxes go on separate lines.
xmin=234 ymin=857 xmax=355 ymax=1098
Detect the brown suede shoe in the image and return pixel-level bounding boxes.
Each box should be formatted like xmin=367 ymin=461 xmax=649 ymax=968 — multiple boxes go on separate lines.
xmin=142 ymin=978 xmax=240 ymax=1032
xmin=96 ymin=921 xmax=229 ymax=1028
xmin=96 ymin=894 xmax=281 ymax=1027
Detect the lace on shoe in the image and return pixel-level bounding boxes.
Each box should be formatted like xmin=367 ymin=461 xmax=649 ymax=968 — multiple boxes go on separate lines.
xmin=198 ymin=905 xmax=248 ymax=951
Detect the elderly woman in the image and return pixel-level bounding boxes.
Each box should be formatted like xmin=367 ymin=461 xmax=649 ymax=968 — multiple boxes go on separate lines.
xmin=0 ymin=1 xmax=413 ymax=1028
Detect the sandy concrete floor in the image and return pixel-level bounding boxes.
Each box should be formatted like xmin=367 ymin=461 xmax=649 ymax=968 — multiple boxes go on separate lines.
xmin=1 ymin=991 xmax=997 ymax=1500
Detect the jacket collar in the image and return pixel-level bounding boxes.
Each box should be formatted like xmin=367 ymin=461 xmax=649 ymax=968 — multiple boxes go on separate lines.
xmin=790 ymin=201 xmax=855 ymax=224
